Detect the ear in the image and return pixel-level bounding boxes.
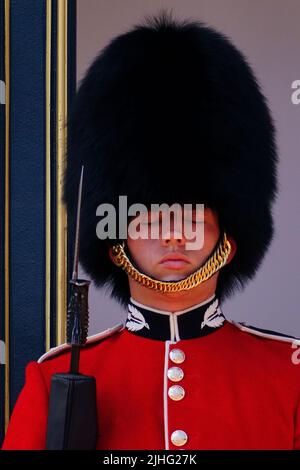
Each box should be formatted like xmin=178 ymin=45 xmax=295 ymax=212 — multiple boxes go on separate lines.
xmin=226 ymin=235 xmax=237 ymax=265
xmin=108 ymin=246 xmax=114 ymax=262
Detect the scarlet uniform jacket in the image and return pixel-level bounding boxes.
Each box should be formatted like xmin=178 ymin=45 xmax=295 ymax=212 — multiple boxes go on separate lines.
xmin=3 ymin=294 xmax=300 ymax=450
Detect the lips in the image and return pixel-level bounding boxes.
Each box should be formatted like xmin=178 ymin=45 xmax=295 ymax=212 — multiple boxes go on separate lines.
xmin=160 ymin=253 xmax=190 ymax=264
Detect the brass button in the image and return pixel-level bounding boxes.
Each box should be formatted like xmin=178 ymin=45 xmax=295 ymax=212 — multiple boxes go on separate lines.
xmin=169 ymin=348 xmax=185 ymax=364
xmin=170 ymin=430 xmax=188 ymax=447
xmin=168 ymin=384 xmax=185 ymax=401
xmin=167 ymin=367 xmax=184 ymax=382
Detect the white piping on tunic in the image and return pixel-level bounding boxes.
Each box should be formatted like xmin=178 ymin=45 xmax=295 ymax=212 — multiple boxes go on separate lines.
xmin=174 ymin=315 xmax=181 ymax=341
xmin=169 ymin=315 xmax=175 ymax=342
xmin=229 ymin=320 xmax=300 ymax=345
xmin=37 ymin=323 xmax=124 ymax=363
xmin=163 ymin=339 xmax=177 ymax=450
xmin=168 ymin=315 xmax=181 ymax=342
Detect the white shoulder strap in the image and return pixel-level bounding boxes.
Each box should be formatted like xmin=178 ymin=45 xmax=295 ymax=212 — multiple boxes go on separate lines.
xmin=229 ymin=320 xmax=300 ymax=346
xmin=37 ymin=322 xmax=124 ymax=363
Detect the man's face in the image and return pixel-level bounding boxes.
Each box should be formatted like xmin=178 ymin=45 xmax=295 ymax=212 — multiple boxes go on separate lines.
xmin=125 ymin=207 xmax=221 ymax=282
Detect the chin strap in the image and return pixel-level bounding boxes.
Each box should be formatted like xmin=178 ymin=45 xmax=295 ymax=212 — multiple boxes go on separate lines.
xmin=111 ymin=232 xmax=232 ymax=293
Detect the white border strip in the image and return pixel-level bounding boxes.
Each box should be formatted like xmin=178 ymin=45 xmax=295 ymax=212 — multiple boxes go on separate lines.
xmin=38 ymin=322 xmax=124 ymax=363
xmin=229 ymin=320 xmax=300 ymax=345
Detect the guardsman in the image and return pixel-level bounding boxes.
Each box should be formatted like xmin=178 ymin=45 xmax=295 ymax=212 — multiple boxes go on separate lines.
xmin=3 ymin=11 xmax=300 ymax=450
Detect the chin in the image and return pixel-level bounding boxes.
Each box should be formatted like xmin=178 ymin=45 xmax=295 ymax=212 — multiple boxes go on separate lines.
xmin=158 ymin=274 xmax=187 ymax=282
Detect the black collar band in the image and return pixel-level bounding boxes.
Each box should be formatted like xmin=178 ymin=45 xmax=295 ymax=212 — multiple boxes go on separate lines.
xmin=125 ymin=294 xmax=225 ymax=341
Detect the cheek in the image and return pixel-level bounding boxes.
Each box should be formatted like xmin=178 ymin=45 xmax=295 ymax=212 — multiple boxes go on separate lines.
xmin=127 ymin=238 xmax=157 ymax=268
xmin=204 ymin=224 xmax=220 ymax=250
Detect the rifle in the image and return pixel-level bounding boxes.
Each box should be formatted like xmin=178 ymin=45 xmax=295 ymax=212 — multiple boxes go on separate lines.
xmin=46 ymin=166 xmax=98 ymax=449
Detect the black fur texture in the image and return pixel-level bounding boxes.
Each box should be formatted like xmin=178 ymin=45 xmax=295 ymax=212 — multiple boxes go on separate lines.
xmin=63 ymin=11 xmax=278 ymax=307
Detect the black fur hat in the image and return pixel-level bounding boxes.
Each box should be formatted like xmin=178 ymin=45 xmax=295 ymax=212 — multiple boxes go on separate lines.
xmin=63 ymin=11 xmax=278 ymax=307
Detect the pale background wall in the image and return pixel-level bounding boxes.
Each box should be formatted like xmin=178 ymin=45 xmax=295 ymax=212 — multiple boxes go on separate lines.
xmin=77 ymin=0 xmax=300 ymax=336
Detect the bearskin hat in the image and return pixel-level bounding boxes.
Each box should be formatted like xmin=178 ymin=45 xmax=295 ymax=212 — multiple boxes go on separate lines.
xmin=63 ymin=11 xmax=278 ymax=307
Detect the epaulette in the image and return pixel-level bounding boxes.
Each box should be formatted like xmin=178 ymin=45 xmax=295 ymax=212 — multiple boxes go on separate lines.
xmin=229 ymin=320 xmax=300 ymax=346
xmin=37 ymin=322 xmax=124 ymax=363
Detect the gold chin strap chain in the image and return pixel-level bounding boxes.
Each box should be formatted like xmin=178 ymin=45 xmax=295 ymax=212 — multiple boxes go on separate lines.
xmin=111 ymin=232 xmax=232 ymax=293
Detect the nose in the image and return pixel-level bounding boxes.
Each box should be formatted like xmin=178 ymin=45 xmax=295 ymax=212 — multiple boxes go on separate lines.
xmin=160 ymin=214 xmax=187 ymax=247
xmin=161 ymin=230 xmax=186 ymax=247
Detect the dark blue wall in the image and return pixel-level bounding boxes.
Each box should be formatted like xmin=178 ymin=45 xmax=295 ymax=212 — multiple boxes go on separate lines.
xmin=0 ymin=0 xmax=76 ymax=444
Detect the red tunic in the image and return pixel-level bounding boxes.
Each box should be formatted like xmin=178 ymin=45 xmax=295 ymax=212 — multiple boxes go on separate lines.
xmin=2 ymin=296 xmax=300 ymax=450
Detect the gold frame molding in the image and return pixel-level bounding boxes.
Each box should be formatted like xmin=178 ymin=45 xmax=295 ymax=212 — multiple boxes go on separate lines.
xmin=45 ymin=0 xmax=51 ymax=352
xmin=46 ymin=0 xmax=69 ymax=350
xmin=3 ymin=0 xmax=70 ymax=434
xmin=56 ymin=0 xmax=68 ymax=346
